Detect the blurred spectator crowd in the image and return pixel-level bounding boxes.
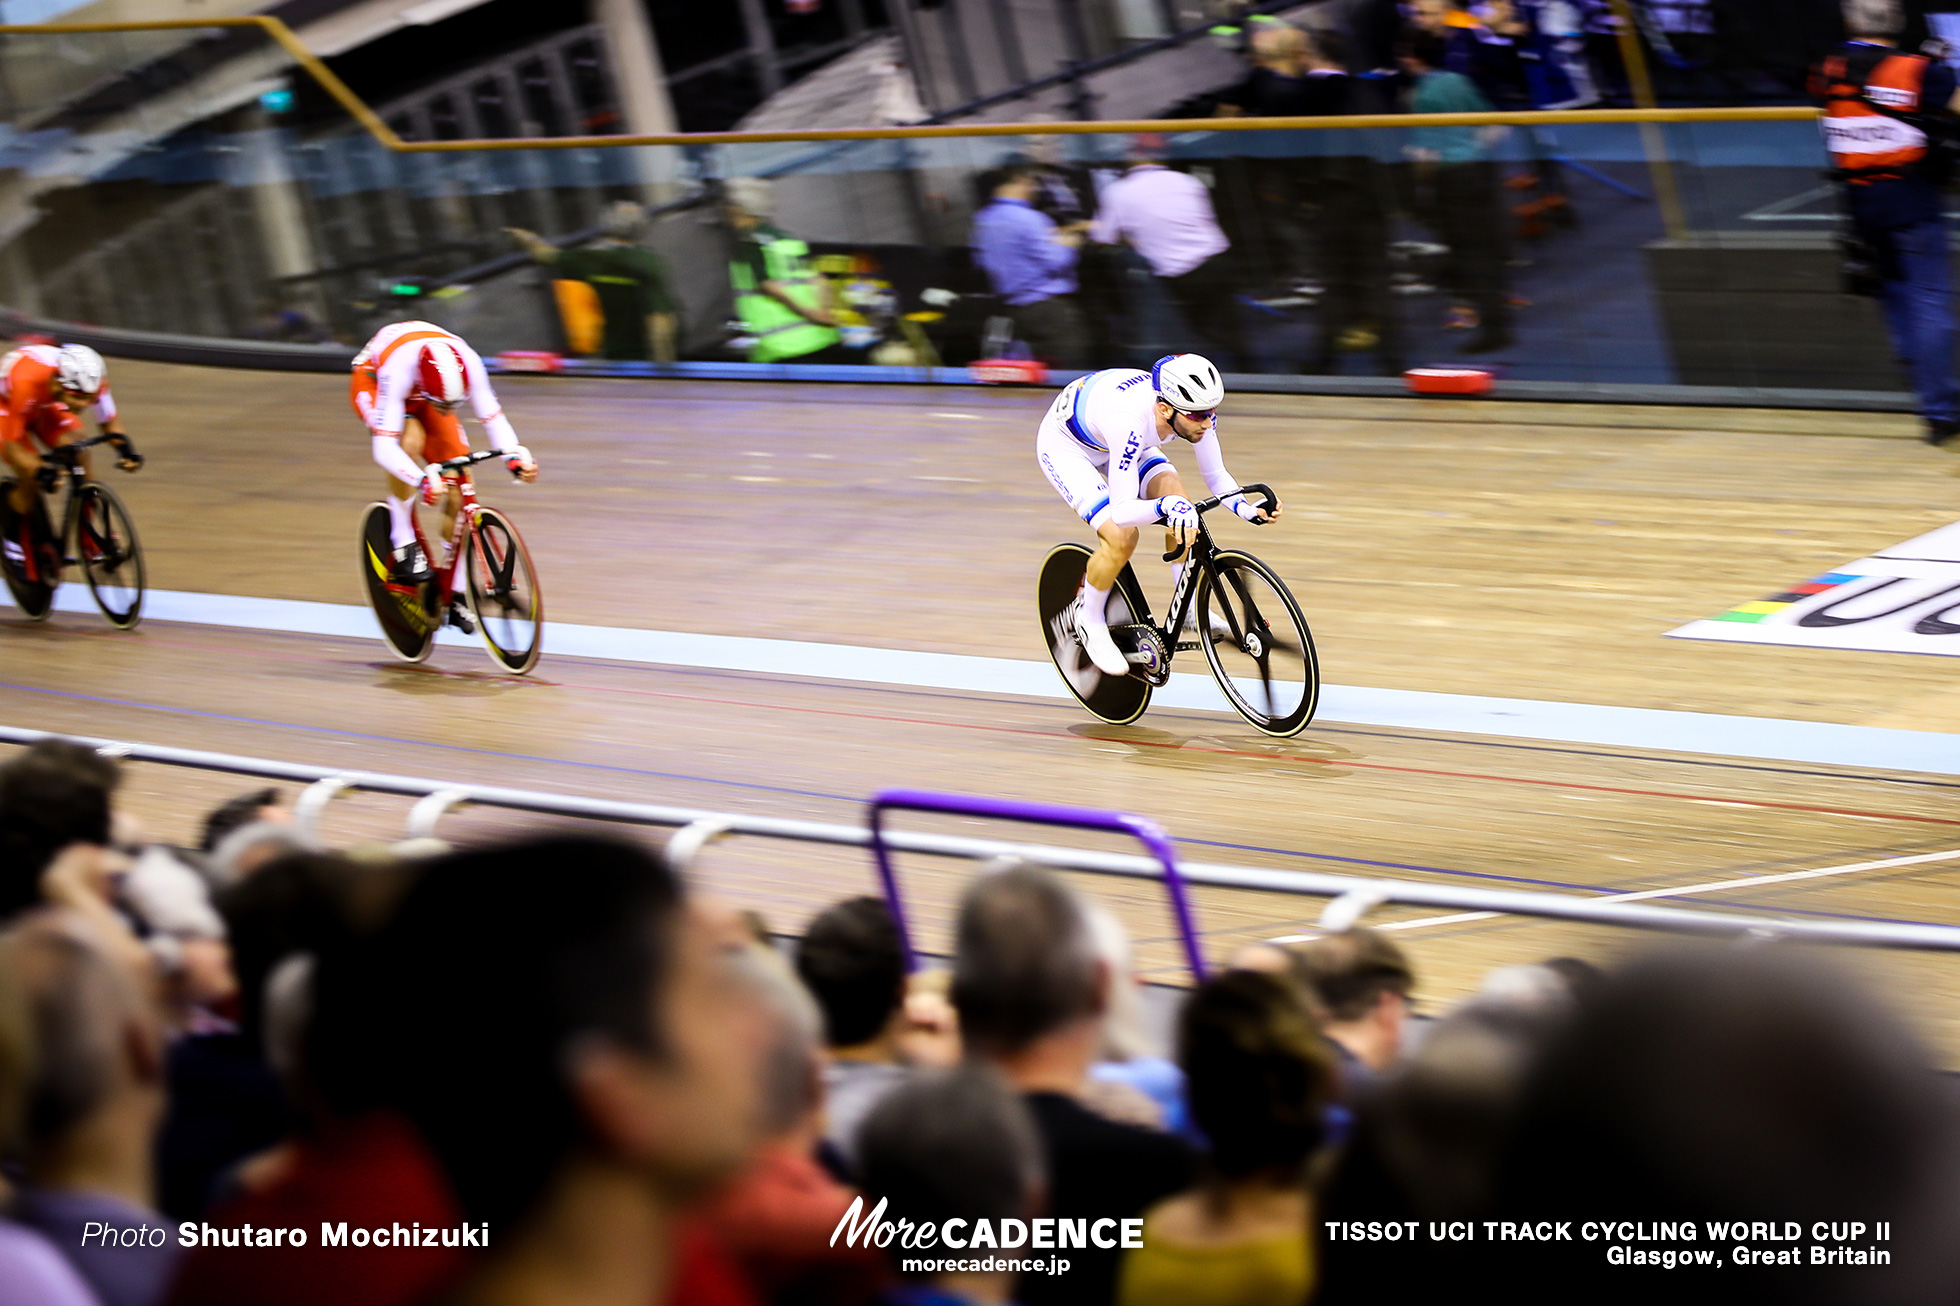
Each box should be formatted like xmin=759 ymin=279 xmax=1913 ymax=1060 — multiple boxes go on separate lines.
xmin=5 ymin=733 xmax=1960 ymax=1306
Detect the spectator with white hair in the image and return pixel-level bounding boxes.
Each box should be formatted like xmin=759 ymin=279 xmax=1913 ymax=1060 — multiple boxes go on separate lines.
xmin=696 ymin=942 xmax=889 ymax=1305
xmin=722 ymin=177 xmax=854 ymax=366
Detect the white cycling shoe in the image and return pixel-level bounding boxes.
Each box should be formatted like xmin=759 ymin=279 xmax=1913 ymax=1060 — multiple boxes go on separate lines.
xmin=1071 ymin=597 xmax=1132 ymax=677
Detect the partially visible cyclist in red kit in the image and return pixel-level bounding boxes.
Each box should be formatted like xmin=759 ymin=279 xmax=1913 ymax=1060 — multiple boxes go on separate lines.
xmin=0 ymin=342 xmax=140 ymax=576
xmin=352 ymin=321 xmax=538 ymax=593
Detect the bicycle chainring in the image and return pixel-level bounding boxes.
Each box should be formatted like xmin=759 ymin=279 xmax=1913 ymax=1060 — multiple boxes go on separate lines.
xmin=1111 ymin=622 xmax=1172 ymax=686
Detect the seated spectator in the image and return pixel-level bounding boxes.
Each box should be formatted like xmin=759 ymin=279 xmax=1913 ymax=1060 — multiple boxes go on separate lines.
xmin=1118 ymin=970 xmax=1333 ymax=1306
xmin=197 ymin=788 xmax=288 ymax=861
xmin=153 ymin=851 xmax=375 ymax=1218
xmin=0 ymin=738 xmax=121 ymax=923
xmin=169 ymin=834 xmax=770 ymax=1306
xmin=856 ymin=1066 xmax=1045 ymax=1306
xmin=3 ymin=915 xmax=181 ymax=1306
xmin=970 ymin=161 xmax=1087 ymax=369
xmin=953 ymin=863 xmax=1195 ymax=1306
xmin=119 ymin=839 xmax=234 ymax=1025
xmin=1287 ymin=928 xmax=1414 ymax=1098
xmin=1082 ymin=903 xmax=1185 ymax=1135
xmin=697 ymin=944 xmax=888 ymax=1305
xmin=1491 ymin=946 xmax=1960 ymax=1300
xmin=1313 ymin=955 xmax=1577 ymax=1303
xmin=795 ymin=896 xmax=915 ymax=1171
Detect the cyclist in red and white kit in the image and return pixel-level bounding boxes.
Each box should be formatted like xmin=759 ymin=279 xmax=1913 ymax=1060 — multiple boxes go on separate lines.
xmin=0 ymin=343 xmax=138 ymax=575
xmin=351 ymin=321 xmax=537 ymax=588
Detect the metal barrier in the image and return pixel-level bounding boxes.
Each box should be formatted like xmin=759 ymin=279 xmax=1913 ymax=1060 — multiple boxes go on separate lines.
xmin=869 ymin=788 xmax=1207 ymax=978
xmin=7 ymin=724 xmax=1960 ymax=959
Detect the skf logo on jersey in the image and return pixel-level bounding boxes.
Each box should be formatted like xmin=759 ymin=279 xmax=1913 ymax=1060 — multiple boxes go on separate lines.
xmin=1868 ymin=84 xmax=1918 ymax=108
xmin=1670 ymin=520 xmax=1960 ymax=657
xmin=1118 ymin=434 xmax=1140 ymax=471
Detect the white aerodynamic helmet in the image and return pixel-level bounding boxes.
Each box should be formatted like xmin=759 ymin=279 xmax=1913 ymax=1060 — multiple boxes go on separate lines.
xmin=54 ymin=343 xmax=106 ymax=396
xmin=1151 ymin=353 xmax=1223 ymax=413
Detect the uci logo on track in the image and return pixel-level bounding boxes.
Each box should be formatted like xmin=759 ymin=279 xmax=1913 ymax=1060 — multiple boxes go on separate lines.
xmin=1670 ymin=520 xmax=1960 ymax=656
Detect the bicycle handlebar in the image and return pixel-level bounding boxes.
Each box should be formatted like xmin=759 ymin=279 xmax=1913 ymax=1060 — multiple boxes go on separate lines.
xmin=41 ymin=432 xmax=142 ymax=476
xmin=1162 ymin=483 xmax=1278 ymax=562
xmin=437 ymin=449 xmax=526 ymax=479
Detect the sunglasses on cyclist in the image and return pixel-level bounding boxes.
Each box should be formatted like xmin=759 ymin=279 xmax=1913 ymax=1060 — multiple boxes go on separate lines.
xmin=1173 ymin=406 xmax=1217 ymax=424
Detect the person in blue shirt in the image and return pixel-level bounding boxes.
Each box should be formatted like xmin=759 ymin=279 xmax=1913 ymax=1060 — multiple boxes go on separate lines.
xmin=971 ymin=162 xmax=1088 ymax=369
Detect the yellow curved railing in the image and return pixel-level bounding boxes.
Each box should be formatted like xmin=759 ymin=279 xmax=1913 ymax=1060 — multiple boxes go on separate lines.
xmin=1 ymin=16 xmax=1819 ymax=154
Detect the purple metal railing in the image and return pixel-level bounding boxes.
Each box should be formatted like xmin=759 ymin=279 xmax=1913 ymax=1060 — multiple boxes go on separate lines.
xmin=867 ymin=788 xmax=1207 ymax=980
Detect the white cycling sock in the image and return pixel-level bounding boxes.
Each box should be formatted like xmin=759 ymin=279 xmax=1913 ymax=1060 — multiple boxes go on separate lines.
xmin=386 ymin=494 xmax=415 ymax=550
xmin=1081 ymin=581 xmax=1111 ymax=627
xmin=1168 ymin=560 xmax=1185 ymax=597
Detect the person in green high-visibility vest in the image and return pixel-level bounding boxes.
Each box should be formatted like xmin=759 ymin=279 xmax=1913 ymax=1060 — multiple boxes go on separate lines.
xmin=722 ymin=178 xmax=856 ymax=365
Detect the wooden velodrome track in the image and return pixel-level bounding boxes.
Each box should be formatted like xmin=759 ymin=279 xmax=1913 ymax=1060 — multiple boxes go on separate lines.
xmin=7 ymin=358 xmax=1960 ymax=1051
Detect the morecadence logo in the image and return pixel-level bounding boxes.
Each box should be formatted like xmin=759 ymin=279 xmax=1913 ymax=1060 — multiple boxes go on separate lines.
xmin=829 ymin=1195 xmax=1142 ymax=1269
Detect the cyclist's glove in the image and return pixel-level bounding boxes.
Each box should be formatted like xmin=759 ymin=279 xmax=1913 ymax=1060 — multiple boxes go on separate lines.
xmin=1225 ymin=493 xmax=1265 ymax=523
xmin=114 ymin=438 xmax=144 ymax=471
xmin=1159 ymin=495 xmax=1200 ymax=532
xmin=504 ymin=445 xmax=534 ymax=477
xmin=419 ymin=464 xmax=447 ymax=506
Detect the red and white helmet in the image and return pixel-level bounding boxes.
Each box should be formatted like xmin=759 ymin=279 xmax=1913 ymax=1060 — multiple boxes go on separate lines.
xmin=415 ymin=340 xmax=468 ymax=407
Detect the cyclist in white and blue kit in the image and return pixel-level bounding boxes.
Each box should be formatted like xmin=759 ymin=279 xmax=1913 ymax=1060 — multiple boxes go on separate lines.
xmin=1037 ymin=353 xmax=1280 ymax=675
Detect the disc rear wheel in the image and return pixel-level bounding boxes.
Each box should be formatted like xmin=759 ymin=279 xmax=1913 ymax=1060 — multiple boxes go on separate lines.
xmin=357 ymin=503 xmax=437 ymax=663
xmin=1037 ymin=542 xmax=1155 ymax=725
xmin=465 ymin=506 xmax=543 ymax=674
xmin=0 ymin=477 xmax=54 ymax=621
xmin=1197 ymin=549 xmax=1319 ymax=736
xmin=76 ymin=481 xmax=144 ymax=628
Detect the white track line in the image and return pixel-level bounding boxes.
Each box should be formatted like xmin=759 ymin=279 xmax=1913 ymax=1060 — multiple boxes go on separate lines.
xmin=1264 ymin=846 xmax=1960 ymax=940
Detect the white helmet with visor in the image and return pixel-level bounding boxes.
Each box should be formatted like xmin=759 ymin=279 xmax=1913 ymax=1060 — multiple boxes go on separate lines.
xmin=1151 ymin=353 xmax=1224 ymax=414
xmin=54 ymin=343 xmax=106 ymax=397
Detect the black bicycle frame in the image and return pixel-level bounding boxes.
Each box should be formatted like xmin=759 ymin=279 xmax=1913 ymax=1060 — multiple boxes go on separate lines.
xmin=1145 ymin=482 xmax=1277 ymax=657
xmin=32 ymin=433 xmax=131 ymax=562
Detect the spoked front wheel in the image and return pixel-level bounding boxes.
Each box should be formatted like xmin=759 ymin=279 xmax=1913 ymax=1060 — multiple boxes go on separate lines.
xmin=76 ymin=481 xmax=145 ymax=628
xmin=1197 ymin=549 xmax=1319 ymax=737
xmin=465 ymin=506 xmax=543 ymax=674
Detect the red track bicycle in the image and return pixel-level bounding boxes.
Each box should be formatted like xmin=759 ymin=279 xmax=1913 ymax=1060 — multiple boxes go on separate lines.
xmin=357 ymin=450 xmax=542 ymax=674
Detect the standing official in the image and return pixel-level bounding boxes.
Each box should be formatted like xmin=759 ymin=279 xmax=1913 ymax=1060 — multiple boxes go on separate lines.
xmin=1090 ymin=137 xmax=1248 ymax=371
xmin=1815 ymin=0 xmax=1960 ymax=444
xmin=971 ymin=162 xmax=1088 ymax=369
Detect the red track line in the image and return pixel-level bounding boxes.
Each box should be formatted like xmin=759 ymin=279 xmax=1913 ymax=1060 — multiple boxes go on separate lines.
xmin=123 ymin=632 xmax=1960 ymax=830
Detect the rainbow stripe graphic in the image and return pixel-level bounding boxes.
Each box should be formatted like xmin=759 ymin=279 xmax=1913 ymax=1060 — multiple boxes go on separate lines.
xmin=1711 ymin=572 xmax=1862 ymax=624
